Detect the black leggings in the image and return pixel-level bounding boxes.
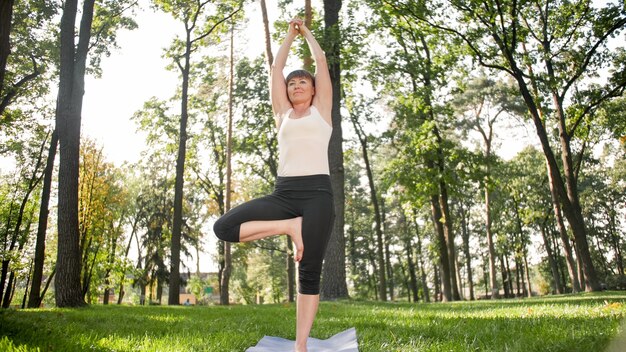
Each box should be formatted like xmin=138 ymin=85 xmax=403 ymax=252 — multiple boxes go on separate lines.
xmin=213 ymin=174 xmax=335 ymax=295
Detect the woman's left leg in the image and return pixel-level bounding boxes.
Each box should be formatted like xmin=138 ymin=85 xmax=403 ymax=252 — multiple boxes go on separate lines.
xmin=295 ymin=293 xmax=320 ymax=352
xmin=294 ymin=191 xmax=335 ymax=351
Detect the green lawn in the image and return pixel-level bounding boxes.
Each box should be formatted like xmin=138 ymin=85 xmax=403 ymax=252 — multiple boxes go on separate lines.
xmin=2 ymin=292 xmax=626 ymax=351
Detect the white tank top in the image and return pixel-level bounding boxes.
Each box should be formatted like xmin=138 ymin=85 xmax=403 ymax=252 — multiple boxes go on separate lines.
xmin=277 ymin=105 xmax=332 ymax=177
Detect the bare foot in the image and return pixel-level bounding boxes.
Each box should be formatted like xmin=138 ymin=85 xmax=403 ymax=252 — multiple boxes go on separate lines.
xmin=294 ymin=342 xmax=307 ymax=352
xmin=289 ymin=217 xmax=304 ymax=262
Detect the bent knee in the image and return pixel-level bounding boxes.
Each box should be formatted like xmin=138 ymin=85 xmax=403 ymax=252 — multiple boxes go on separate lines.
xmin=213 ymin=218 xmax=240 ymax=243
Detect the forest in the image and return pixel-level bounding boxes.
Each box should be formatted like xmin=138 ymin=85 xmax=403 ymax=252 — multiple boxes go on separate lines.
xmin=0 ymin=0 xmax=625 ymax=310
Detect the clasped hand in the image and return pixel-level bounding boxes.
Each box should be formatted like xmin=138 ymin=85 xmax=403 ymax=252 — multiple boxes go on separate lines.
xmin=289 ymin=18 xmax=308 ymax=36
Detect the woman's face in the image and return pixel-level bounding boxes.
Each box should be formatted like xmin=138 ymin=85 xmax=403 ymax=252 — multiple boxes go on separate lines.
xmin=287 ymin=76 xmax=315 ymax=104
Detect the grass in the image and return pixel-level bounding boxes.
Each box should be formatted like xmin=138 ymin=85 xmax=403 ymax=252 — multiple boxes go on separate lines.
xmin=1 ymin=292 xmax=626 ymax=351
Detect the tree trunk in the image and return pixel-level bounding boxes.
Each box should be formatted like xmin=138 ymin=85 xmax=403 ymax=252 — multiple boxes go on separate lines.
xmin=412 ymin=214 xmax=430 ymax=302
xmin=513 ymin=257 xmax=520 ymax=297
xmin=351 ymin=116 xmax=386 ymax=301
xmin=0 ymin=200 xmax=16 ymax=302
xmin=405 ymin=237 xmax=418 ymax=303
xmin=608 ymin=209 xmax=624 ymax=275
xmin=384 ymin=220 xmax=393 ymax=301
xmin=2 ymin=134 xmax=46 ymax=307
xmin=2 ymin=272 xmax=16 ymax=308
xmin=419 ymin=255 xmax=430 ymax=303
xmin=545 ymin=49 xmax=601 ymax=290
xmin=259 ymin=0 xmax=273 ymax=69
xmin=500 ymin=255 xmax=509 ymax=298
xmin=523 ymin=247 xmax=532 ymax=297
xmin=102 ymin=223 xmax=119 ymax=305
xmin=165 ymin=2 xmax=244 ymax=306
xmin=28 ymin=129 xmax=58 ymax=308
xmin=303 ymin=0 xmax=313 ymax=71
xmin=220 ymin=21 xmax=235 ymax=305
xmin=545 ymin=165 xmax=581 ymax=292
xmin=117 ymin=217 xmax=138 ymax=304
xmin=398 ymin=259 xmax=410 ymax=302
xmin=430 ymin=195 xmax=451 ymax=301
xmin=540 ymin=221 xmax=562 ymax=294
xmin=460 ymin=204 xmax=474 ymax=300
xmin=320 ymin=0 xmax=348 ymax=300
xmin=575 ymin=244 xmax=585 ymax=291
xmin=55 ymin=0 xmax=94 ymax=308
xmin=519 ymin=42 xmax=588 ymax=292
xmin=404 ymin=213 xmax=418 ymax=302
xmin=433 ymin=265 xmax=441 ymax=302
xmin=21 ymin=260 xmax=33 ymax=308
xmin=511 ymin=68 xmax=599 ymax=291
xmin=438 ymin=183 xmax=460 ymax=300
xmin=482 ymin=254 xmax=489 ymax=297
xmin=0 ymin=0 xmax=14 ymax=99
xmin=484 ymin=186 xmax=499 ymax=299
xmin=382 ymin=202 xmax=394 ymax=301
xmin=168 ymin=55 xmax=188 ymax=305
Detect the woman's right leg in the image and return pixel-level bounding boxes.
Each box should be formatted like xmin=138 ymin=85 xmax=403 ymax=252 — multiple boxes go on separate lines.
xmin=213 ymin=195 xmax=304 ymax=261
xmin=239 ymin=217 xmax=304 ymax=261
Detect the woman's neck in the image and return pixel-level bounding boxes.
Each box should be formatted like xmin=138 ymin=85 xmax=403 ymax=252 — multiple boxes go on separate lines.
xmin=291 ymin=102 xmax=311 ymax=117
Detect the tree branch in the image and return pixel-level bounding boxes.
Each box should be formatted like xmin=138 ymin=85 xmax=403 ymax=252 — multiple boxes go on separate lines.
xmin=562 ymin=17 xmax=626 ymax=101
xmin=0 ymin=55 xmax=40 ymax=115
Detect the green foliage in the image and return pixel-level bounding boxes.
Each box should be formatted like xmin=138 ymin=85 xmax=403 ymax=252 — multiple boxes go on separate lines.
xmin=2 ymin=0 xmax=57 ymax=119
xmin=596 ymin=95 xmax=626 ymax=143
xmin=606 ymin=275 xmax=626 ymax=290
xmin=233 ymin=57 xmax=277 ymax=183
xmin=578 ymin=144 xmax=626 ymax=279
xmin=155 ymin=0 xmax=244 ymax=73
xmin=77 ymin=138 xmax=136 ymax=304
xmin=1 ymin=293 xmax=626 ymax=351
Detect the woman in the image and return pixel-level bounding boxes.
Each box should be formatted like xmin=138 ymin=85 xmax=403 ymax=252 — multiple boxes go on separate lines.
xmin=213 ymin=18 xmax=334 ymax=352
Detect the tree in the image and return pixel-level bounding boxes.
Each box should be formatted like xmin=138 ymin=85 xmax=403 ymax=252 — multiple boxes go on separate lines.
xmin=130 ymin=150 xmax=176 ymax=304
xmin=54 ymin=0 xmax=92 ymax=306
xmin=221 ymin=18 xmax=236 ymax=306
xmin=27 ymin=129 xmax=57 ymax=308
xmin=0 ymin=0 xmax=14 ymax=99
xmin=321 ymin=0 xmax=349 ymax=300
xmin=343 ymin=146 xmax=378 ymax=299
xmin=452 ymin=75 xmax=525 ymax=298
xmin=55 ymin=0 xmax=137 ymax=307
xmin=0 ymin=128 xmax=47 ymax=308
xmin=392 ymin=0 xmax=626 ymax=292
xmin=507 ymin=147 xmax=566 ymax=293
xmin=76 ymin=139 xmax=130 ymax=304
xmin=579 ymin=143 xmax=626 ymax=279
xmin=0 ymin=0 xmax=56 ymax=118
xmin=153 ymin=0 xmax=243 ymax=305
xmin=367 ymin=0 xmax=469 ymax=301
xmin=347 ymin=96 xmax=387 ymax=301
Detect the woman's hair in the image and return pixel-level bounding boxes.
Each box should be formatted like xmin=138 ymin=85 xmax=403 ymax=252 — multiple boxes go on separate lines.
xmin=285 ymin=69 xmax=315 ymax=87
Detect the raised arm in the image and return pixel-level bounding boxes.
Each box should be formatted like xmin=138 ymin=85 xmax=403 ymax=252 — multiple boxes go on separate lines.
xmin=270 ymin=20 xmax=300 ymax=127
xmin=299 ymin=24 xmax=332 ymax=125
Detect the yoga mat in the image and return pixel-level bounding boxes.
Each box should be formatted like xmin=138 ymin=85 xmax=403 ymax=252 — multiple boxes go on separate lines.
xmin=246 ymin=327 xmax=359 ymax=352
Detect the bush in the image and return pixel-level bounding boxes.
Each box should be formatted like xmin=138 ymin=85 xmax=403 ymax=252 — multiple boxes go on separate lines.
xmin=604 ymin=275 xmax=626 ymax=290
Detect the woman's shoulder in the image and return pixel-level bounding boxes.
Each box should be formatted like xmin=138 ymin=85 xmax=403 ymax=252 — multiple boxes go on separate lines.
xmin=311 ymin=104 xmax=332 ymax=127
xmin=275 ymin=108 xmax=293 ymax=128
